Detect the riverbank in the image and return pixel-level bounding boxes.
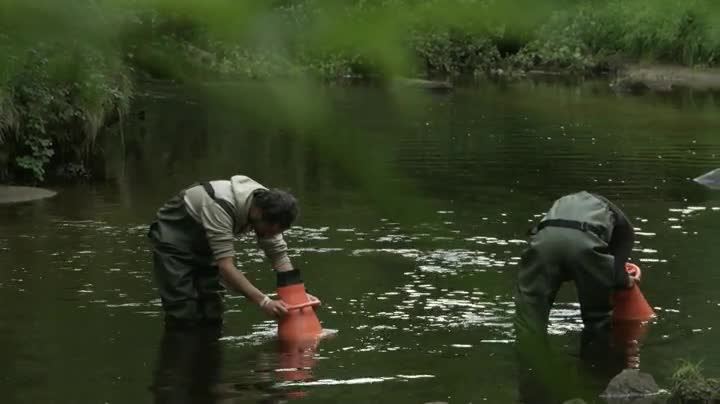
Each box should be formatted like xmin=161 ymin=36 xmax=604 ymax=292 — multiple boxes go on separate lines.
xmin=6 ymin=61 xmax=720 ymax=186
xmin=613 ymin=65 xmax=720 ymax=93
xmin=3 ymin=0 xmax=720 ymax=184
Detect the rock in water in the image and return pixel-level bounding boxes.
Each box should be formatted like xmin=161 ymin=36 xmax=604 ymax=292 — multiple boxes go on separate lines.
xmin=0 ymin=186 xmax=57 ymax=204
xmin=694 ymin=168 xmax=720 ymax=190
xmin=392 ymin=77 xmax=453 ymax=92
xmin=601 ymin=369 xmax=668 ymax=403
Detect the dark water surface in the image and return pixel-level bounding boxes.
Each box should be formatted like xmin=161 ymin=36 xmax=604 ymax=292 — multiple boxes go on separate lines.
xmin=2 ymin=80 xmax=720 ymax=403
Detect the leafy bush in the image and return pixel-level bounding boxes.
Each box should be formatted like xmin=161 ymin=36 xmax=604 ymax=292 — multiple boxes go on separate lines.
xmin=0 ymin=42 xmax=131 ymax=183
xmin=671 ymin=360 xmax=720 ymax=402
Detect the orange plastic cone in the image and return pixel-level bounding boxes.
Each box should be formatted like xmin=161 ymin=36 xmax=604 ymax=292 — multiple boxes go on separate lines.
xmin=611 ymin=264 xmax=655 ymax=369
xmin=276 ymin=270 xmax=323 ymax=342
xmin=613 ymin=319 xmax=651 ymax=342
xmin=613 ymin=320 xmax=650 ymax=345
xmin=613 ymin=263 xmax=655 ymax=322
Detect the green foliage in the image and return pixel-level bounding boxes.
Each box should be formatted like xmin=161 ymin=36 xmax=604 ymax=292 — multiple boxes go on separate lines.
xmin=600 ymin=0 xmax=716 ymax=65
xmin=0 ymin=40 xmax=132 ymax=183
xmin=175 ymin=0 xmax=720 ymax=78
xmin=412 ymin=29 xmax=501 ymax=76
xmin=15 ymin=137 xmax=53 ymax=182
xmin=3 ymin=0 xmax=720 ymax=183
xmin=509 ymin=0 xmax=720 ymax=73
xmin=0 ymin=87 xmax=18 ymax=142
xmin=508 ymin=9 xmax=596 ymax=73
xmin=670 ymin=360 xmax=720 ymax=402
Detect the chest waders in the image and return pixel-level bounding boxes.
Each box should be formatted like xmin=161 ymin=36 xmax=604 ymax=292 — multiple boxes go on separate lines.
xmin=148 ymin=183 xmax=236 ymax=327
xmin=514 ymin=192 xmax=618 ymax=340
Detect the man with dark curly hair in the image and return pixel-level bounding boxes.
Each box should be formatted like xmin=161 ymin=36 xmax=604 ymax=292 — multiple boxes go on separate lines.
xmin=148 ymin=175 xmax=318 ymax=328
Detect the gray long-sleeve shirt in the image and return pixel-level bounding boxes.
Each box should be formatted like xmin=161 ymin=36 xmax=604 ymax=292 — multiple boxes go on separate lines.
xmin=183 ymin=175 xmax=291 ymax=269
xmin=592 ymin=193 xmax=635 ymax=288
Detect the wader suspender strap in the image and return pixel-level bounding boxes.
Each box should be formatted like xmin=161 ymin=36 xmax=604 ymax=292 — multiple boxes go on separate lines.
xmin=201 ymin=182 xmax=236 ymax=220
xmin=529 ymin=219 xmax=606 ymax=238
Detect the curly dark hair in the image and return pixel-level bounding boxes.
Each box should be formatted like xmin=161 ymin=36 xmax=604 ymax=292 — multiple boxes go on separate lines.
xmin=252 ymin=188 xmax=299 ymax=229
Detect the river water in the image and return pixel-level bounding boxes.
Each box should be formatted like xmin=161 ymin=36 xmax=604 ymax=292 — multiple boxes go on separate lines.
xmin=2 ymin=79 xmax=720 ymax=403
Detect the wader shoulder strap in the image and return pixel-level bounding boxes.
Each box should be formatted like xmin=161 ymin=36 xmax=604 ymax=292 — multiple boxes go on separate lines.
xmin=201 ymin=182 xmax=236 ymax=220
xmin=529 ymin=219 xmax=606 ymax=238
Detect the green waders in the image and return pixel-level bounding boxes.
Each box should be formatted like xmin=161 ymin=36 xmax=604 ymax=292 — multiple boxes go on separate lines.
xmin=148 ymin=191 xmax=224 ymax=326
xmin=515 ymin=226 xmax=616 ymax=336
xmin=515 ymin=191 xmax=624 ymax=337
xmin=514 ymin=227 xmax=621 ymax=403
xmin=514 ymin=192 xmax=631 ymax=403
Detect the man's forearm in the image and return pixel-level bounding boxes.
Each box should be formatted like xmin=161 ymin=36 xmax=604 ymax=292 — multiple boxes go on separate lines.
xmin=257 ymin=235 xmax=294 ymax=272
xmin=217 ymin=257 xmax=266 ymax=304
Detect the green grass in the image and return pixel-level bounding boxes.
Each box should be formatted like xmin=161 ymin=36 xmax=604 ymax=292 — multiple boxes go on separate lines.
xmin=671 ymin=360 xmax=720 ymax=402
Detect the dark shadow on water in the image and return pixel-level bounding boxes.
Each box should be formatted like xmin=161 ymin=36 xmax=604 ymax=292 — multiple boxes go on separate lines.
xmin=150 ymin=324 xmax=225 ymax=404
xmin=150 ymin=324 xmax=320 ymax=404
xmin=516 ymin=326 xmax=627 ymax=404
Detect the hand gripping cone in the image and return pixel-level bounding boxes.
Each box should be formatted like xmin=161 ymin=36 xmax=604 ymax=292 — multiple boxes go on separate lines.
xmin=276 ymin=269 xmax=322 ymax=342
xmin=613 ymin=263 xmax=655 ymax=322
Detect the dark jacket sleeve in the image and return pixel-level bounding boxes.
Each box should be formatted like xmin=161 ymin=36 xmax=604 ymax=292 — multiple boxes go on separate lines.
xmin=595 ymin=194 xmax=635 ymax=289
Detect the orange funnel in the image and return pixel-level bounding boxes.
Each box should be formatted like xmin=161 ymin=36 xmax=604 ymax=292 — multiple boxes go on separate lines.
xmin=276 ymin=270 xmax=323 ymax=342
xmin=613 ymin=263 xmax=655 ymax=322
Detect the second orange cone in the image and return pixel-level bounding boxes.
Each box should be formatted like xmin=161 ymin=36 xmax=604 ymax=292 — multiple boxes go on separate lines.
xmin=613 ymin=263 xmax=655 ymax=322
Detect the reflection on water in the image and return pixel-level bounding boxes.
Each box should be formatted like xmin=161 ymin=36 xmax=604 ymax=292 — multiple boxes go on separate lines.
xmin=151 ymin=324 xmax=327 ymax=403
xmin=151 ymin=325 xmax=224 ymax=404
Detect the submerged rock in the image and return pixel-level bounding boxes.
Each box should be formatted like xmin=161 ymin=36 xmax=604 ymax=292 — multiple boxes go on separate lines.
xmin=0 ymin=185 xmax=57 ymax=204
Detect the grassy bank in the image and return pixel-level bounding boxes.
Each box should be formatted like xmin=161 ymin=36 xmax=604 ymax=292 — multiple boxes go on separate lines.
xmin=2 ymin=0 xmax=720 ymax=183
xmin=670 ymin=361 xmax=720 ymax=403
xmin=0 ymin=42 xmax=132 ymax=183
